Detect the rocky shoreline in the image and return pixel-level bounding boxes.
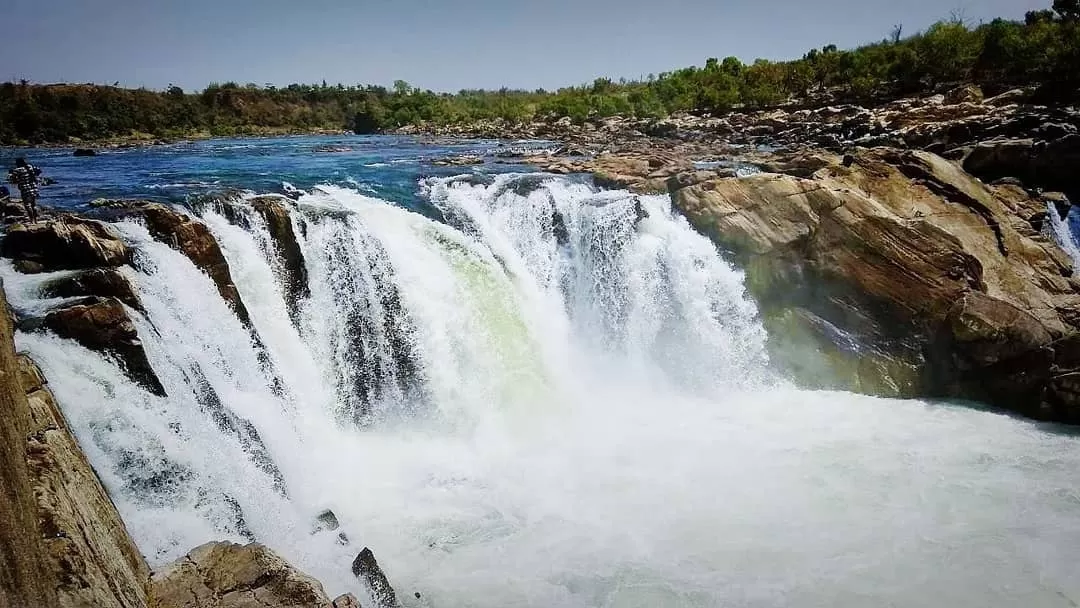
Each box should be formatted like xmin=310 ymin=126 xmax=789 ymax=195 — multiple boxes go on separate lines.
xmin=424 ymin=83 xmax=1080 ymax=422
xmin=2 ymin=82 xmax=1079 ymax=606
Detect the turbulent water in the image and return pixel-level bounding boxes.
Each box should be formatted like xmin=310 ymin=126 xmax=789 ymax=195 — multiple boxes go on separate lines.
xmin=4 ymin=140 xmax=1080 ymax=607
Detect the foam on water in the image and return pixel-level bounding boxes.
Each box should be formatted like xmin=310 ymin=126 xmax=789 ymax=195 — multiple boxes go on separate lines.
xmin=4 ymin=176 xmax=1080 ymax=607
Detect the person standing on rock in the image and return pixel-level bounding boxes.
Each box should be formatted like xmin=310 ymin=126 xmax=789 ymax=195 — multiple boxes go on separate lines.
xmin=8 ymin=157 xmax=42 ymax=223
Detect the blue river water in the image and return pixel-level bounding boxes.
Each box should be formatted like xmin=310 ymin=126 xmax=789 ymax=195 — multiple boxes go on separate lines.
xmin=4 ymin=135 xmax=554 ymax=214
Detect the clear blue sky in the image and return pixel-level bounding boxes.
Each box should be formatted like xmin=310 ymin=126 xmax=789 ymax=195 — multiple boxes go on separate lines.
xmin=1 ymin=0 xmax=1047 ymax=93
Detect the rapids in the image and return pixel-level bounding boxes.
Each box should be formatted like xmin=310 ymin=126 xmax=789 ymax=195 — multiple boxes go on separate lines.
xmin=3 ymin=173 xmax=1080 ymax=607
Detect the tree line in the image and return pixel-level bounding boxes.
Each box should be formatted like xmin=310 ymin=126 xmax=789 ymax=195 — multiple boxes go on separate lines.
xmin=2 ymin=1 xmax=1079 ymax=145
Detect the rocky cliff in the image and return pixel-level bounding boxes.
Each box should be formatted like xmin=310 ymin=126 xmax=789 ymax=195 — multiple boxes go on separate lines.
xmin=0 ymin=279 xmax=149 ymax=608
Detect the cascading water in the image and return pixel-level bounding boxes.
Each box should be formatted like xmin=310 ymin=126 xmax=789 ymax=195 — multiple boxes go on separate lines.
xmin=4 ymin=173 xmax=1080 ymax=607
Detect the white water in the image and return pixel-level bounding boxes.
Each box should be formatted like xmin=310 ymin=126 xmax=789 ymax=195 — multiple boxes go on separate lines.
xmin=5 ymin=174 xmax=1080 ymax=607
xmin=1048 ymin=202 xmax=1080 ymax=270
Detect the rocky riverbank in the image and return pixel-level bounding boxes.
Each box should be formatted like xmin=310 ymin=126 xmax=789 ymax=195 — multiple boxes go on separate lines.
xmin=424 ymin=83 xmax=1080 ymax=422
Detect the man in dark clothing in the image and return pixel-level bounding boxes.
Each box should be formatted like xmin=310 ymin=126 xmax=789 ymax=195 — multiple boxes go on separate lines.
xmin=8 ymin=157 xmax=42 ymax=223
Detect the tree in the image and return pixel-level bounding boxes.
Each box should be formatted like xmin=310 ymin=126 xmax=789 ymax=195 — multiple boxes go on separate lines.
xmin=1054 ymin=0 xmax=1080 ymax=21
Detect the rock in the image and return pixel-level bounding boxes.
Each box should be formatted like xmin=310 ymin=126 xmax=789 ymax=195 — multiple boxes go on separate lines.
xmin=150 ymin=541 xmax=333 ymax=608
xmin=313 ymin=509 xmax=340 ymax=532
xmin=41 ymin=296 xmax=166 ymax=396
xmin=944 ymin=85 xmax=984 ymax=105
xmin=963 ymin=136 xmax=1080 ymax=201
xmin=1 ymin=217 xmax=131 ymax=273
xmin=2 ymin=200 xmax=28 ymax=223
xmin=40 ymin=268 xmax=144 ymax=312
xmin=983 ymin=88 xmax=1032 ymax=107
xmin=1 ymin=281 xmax=151 ymax=608
xmin=137 ymin=203 xmax=253 ymax=327
xmin=352 ymin=548 xmax=399 ymax=608
xmin=73 ymin=148 xmax=97 ymax=157
xmin=251 ymin=196 xmax=309 ymax=327
xmin=670 ymin=147 xmax=1080 ymax=421
xmin=332 ymin=593 xmax=361 ymax=608
xmin=432 ymin=155 xmax=484 ymax=166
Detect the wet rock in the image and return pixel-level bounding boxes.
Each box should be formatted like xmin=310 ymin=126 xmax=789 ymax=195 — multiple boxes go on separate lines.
xmin=670 ymin=147 xmax=1080 ymax=421
xmin=40 ymin=268 xmax=144 ymax=312
xmin=41 ymin=296 xmax=166 ymax=396
xmin=151 ymin=541 xmax=333 ymax=608
xmin=313 ymin=509 xmax=340 ymax=532
xmin=73 ymin=148 xmax=97 ymax=157
xmin=1 ymin=217 xmax=131 ymax=273
xmin=136 ymin=203 xmax=254 ymax=327
xmin=251 ymin=196 xmax=309 ymax=326
xmin=352 ymin=548 xmax=399 ymax=608
xmin=432 ymin=154 xmax=484 ymax=166
xmin=0 ymin=282 xmax=152 ymax=608
xmin=333 ymin=593 xmax=361 ymax=608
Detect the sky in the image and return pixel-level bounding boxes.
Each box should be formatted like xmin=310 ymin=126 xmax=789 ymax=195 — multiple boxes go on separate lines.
xmin=1 ymin=0 xmax=1048 ymax=93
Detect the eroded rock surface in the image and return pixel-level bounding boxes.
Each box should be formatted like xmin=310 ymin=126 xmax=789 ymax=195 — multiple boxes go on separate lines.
xmin=669 ymin=147 xmax=1080 ymax=421
xmin=1 ymin=217 xmax=131 ymax=273
xmin=41 ymin=296 xmax=166 ymax=396
xmin=41 ymin=268 xmax=144 ymax=312
xmin=150 ymin=542 xmax=333 ymax=608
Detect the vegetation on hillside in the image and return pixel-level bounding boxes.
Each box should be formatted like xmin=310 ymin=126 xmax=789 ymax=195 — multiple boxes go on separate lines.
xmin=2 ymin=1 xmax=1079 ymax=144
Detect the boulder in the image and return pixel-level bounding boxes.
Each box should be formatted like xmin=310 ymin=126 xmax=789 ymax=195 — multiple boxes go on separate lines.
xmin=1 ymin=217 xmax=131 ymax=273
xmin=41 ymin=296 xmax=166 ymax=396
xmin=251 ymin=196 xmax=309 ymax=326
xmin=670 ymin=147 xmax=1080 ymax=421
xmin=332 ymin=594 xmax=361 ymax=608
xmin=136 ymin=203 xmax=253 ymax=327
xmin=150 ymin=541 xmax=333 ymax=608
xmin=944 ymin=85 xmax=984 ymax=105
xmin=73 ymin=148 xmax=97 ymax=157
xmin=963 ymin=136 xmax=1080 ymax=201
xmin=41 ymin=268 xmax=144 ymax=312
xmin=352 ymin=548 xmax=399 ymax=608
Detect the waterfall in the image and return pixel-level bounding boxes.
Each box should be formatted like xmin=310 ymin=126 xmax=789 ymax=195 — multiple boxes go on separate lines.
xmin=1047 ymin=200 xmax=1080 ymax=270
xmin=4 ymin=175 xmax=1080 ymax=607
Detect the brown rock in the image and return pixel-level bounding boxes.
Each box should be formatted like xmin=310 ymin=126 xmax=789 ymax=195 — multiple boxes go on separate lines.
xmin=41 ymin=268 xmax=144 ymax=313
xmin=42 ymin=296 xmax=166 ymax=396
xmin=137 ymin=203 xmax=253 ymax=328
xmin=0 ymin=282 xmax=60 ymax=607
xmin=1 ymin=217 xmax=131 ymax=273
xmin=671 ymin=147 xmax=1080 ymax=420
xmin=1 ymin=280 xmax=151 ymax=608
xmin=19 ymin=355 xmax=152 ymax=608
xmin=150 ymin=541 xmax=333 ymax=608
xmin=332 ymin=593 xmax=361 ymax=608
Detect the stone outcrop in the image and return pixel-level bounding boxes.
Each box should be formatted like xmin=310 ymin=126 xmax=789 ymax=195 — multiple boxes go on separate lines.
xmin=0 ymin=281 xmax=59 ymax=607
xmin=135 ymin=203 xmax=253 ymax=327
xmin=19 ymin=355 xmax=152 ymax=608
xmin=961 ymin=135 xmax=1080 ymax=201
xmin=1 ymin=280 xmax=151 ymax=608
xmin=669 ymin=147 xmax=1080 ymax=422
xmin=351 ymin=548 xmax=398 ymax=608
xmin=41 ymin=296 xmax=166 ymax=396
xmin=41 ymin=268 xmax=145 ymax=313
xmin=149 ymin=542 xmax=333 ymax=608
xmin=250 ymin=196 xmax=309 ymax=326
xmin=1 ymin=217 xmax=131 ymax=274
